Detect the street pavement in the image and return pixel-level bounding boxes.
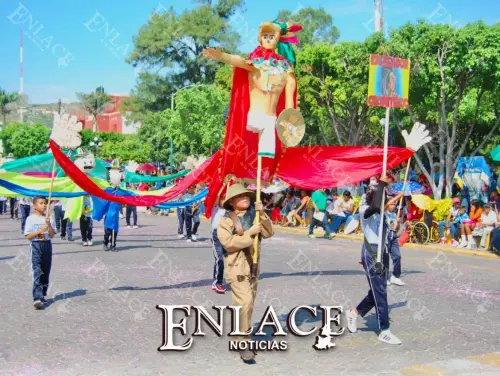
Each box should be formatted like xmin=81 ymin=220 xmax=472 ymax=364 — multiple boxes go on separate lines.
xmin=0 ymin=212 xmax=499 ymax=376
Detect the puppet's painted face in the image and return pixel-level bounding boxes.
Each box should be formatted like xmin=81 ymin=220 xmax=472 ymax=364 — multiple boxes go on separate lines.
xmin=74 ymin=154 xmax=95 ymax=171
xmin=261 ymin=32 xmax=279 ymax=50
xmin=258 ymin=24 xmax=280 ymax=50
xmin=109 ymin=169 xmax=123 ymax=187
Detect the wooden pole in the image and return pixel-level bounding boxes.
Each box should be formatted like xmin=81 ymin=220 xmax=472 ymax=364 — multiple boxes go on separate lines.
xmin=252 ymin=155 xmax=262 ymax=277
xmin=395 ymin=158 xmax=411 ymax=220
xmin=375 ymin=107 xmax=390 ymax=272
xmin=46 ymin=159 xmax=57 ymax=219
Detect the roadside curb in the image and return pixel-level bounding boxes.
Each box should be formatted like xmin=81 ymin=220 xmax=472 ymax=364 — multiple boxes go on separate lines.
xmin=275 ymin=225 xmax=500 ymax=260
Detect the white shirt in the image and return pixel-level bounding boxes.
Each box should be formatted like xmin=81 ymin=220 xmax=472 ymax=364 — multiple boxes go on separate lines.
xmin=331 ymin=198 xmax=345 ymax=216
xmin=24 ymin=215 xmax=56 ymax=241
xmin=359 ymin=205 xmax=380 ymax=244
xmin=211 ymin=206 xmax=226 ymax=231
xmin=481 ymin=211 xmax=497 ymax=227
xmin=450 ymin=207 xmax=459 ymax=220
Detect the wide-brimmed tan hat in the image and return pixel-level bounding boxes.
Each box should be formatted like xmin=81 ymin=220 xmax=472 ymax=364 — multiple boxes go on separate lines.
xmin=222 ymin=183 xmax=256 ymax=210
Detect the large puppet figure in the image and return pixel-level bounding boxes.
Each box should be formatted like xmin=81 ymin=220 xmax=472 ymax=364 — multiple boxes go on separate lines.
xmin=48 ymin=19 xmax=430 ymax=218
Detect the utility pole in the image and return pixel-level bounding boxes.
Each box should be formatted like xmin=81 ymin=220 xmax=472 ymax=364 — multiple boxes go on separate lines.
xmin=58 ymin=98 xmax=62 ymax=114
xmin=374 ymin=0 xmax=383 ymax=33
xmin=19 ymin=28 xmax=24 ymax=123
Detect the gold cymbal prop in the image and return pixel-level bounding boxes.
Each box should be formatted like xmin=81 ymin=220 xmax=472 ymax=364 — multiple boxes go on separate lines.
xmin=276 ymin=108 xmax=305 ymax=147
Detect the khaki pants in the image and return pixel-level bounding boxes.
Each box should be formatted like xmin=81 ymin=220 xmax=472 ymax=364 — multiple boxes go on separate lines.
xmin=226 ymin=262 xmax=259 ymax=343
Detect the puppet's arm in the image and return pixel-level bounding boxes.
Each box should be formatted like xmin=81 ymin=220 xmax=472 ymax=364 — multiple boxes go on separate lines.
xmin=285 ymin=72 xmax=297 ymax=109
xmin=202 ymin=47 xmax=255 ymax=71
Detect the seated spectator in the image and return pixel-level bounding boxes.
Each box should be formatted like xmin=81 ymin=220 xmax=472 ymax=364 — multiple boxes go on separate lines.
xmin=406 ymin=196 xmax=423 ymax=221
xmin=330 ymin=191 xmax=355 ymax=235
xmin=474 ymin=203 xmax=497 ymax=249
xmin=439 ymin=197 xmax=460 ymax=244
xmin=457 ymin=205 xmax=475 ymax=249
xmin=490 ymin=190 xmax=500 ymax=211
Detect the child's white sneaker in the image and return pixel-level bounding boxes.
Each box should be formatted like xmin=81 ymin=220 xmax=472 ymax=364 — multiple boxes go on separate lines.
xmin=378 ymin=330 xmax=402 ymax=345
xmin=87 ymin=241 xmax=93 ymax=246
xmin=390 ymin=276 xmax=405 ymax=286
xmin=346 ymin=309 xmax=358 ymax=333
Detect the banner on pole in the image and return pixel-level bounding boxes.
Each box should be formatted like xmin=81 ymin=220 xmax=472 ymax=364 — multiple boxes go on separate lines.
xmin=368 ymin=54 xmax=410 ymax=108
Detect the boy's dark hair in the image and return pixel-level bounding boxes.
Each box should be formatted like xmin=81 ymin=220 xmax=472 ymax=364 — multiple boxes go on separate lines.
xmin=460 ymin=206 xmax=467 ymax=210
xmin=32 ymin=196 xmax=47 ymax=205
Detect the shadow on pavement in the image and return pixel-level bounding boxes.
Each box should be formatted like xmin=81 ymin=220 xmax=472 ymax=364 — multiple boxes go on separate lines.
xmin=110 ymin=270 xmax=424 ymax=292
xmin=42 ymin=288 xmax=88 ymax=309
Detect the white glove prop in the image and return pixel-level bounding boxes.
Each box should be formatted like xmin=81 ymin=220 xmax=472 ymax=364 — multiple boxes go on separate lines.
xmin=50 ymin=113 xmax=83 ymax=149
xmin=182 ymin=156 xmax=196 ymax=170
xmin=402 ymin=122 xmax=432 ymax=152
xmin=194 ymin=156 xmax=207 ymax=169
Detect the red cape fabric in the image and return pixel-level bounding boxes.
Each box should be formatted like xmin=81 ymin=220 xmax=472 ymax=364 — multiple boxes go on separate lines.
xmin=49 ymin=139 xmax=220 ymax=206
xmin=49 ymin=56 xmax=414 ymax=215
xmin=277 ymin=145 xmax=413 ymax=190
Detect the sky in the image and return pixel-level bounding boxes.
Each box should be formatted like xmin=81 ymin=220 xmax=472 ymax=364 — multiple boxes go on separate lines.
xmin=1 ymin=0 xmax=498 ymax=104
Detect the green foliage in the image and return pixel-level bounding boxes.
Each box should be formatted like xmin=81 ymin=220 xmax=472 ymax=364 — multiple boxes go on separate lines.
xmin=138 ymin=84 xmax=228 ymax=161
xmin=126 ymin=0 xmax=243 ymax=116
xmin=0 ymin=88 xmax=20 ymax=125
xmin=120 ymin=73 xmax=174 ymax=120
xmin=214 ymin=65 xmax=234 ymax=92
xmin=3 ymin=123 xmax=51 ymax=158
xmin=0 ymin=122 xmax=21 ymax=153
xmin=98 ymin=135 xmax=151 ymax=163
xmin=296 ymin=34 xmax=385 ymax=146
xmin=276 ymin=7 xmax=340 ymax=47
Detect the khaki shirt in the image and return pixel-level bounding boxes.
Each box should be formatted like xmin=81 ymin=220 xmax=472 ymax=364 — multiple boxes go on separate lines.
xmin=217 ymin=212 xmax=274 ymax=283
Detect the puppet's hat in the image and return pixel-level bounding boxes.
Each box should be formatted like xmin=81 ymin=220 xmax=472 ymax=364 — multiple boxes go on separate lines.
xmin=74 ymin=147 xmax=87 ymax=157
xmin=106 ymin=159 xmax=121 ymax=169
xmin=222 ymin=183 xmax=255 ymax=210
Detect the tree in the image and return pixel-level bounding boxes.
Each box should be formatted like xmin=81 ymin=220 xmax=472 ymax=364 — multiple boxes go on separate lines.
xmin=120 ymin=73 xmax=175 ymax=120
xmin=125 ymin=0 xmax=244 ymax=115
xmin=0 ymin=88 xmax=20 ymax=125
xmin=0 ymin=122 xmax=21 ymax=154
xmin=76 ymin=88 xmax=113 ymax=132
xmin=276 ymin=7 xmax=340 ymax=47
xmin=9 ymin=123 xmax=50 ymax=158
xmin=387 ymin=21 xmax=500 ymax=198
xmin=98 ymin=135 xmax=151 ymax=163
xmin=138 ymin=84 xmax=228 ymax=161
xmin=170 ymin=84 xmax=228 ymax=156
xmin=296 ymin=34 xmax=385 ymax=146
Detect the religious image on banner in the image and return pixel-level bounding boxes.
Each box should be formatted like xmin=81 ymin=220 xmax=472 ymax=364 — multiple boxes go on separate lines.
xmin=368 ymin=54 xmax=410 ymax=108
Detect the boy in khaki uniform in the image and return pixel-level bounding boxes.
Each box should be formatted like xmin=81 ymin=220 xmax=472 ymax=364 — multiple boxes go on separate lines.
xmin=217 ymin=184 xmax=274 ymax=363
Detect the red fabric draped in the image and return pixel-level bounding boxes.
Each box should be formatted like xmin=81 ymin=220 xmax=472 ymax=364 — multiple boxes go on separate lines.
xmin=49 ymin=140 xmax=219 ymax=206
xmin=49 ymin=52 xmax=414 ymax=217
xmin=276 ymin=145 xmax=414 ymax=189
